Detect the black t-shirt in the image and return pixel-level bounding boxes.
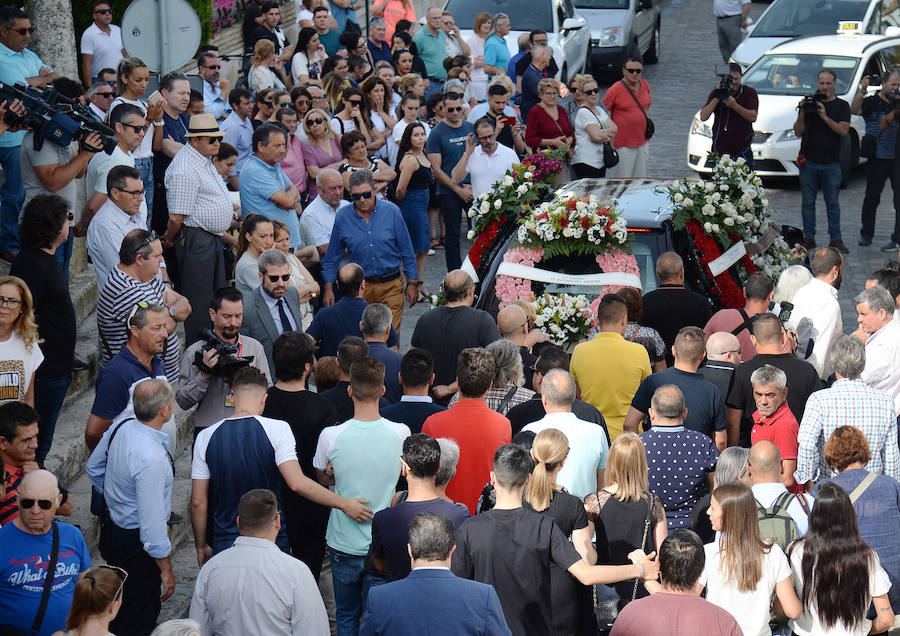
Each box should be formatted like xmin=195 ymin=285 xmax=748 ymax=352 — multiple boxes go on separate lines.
xmin=699 ymin=362 xmax=735 ymax=405
xmin=632 ymin=367 xmax=726 ymax=438
xmin=451 ymin=507 xmax=582 ymax=636
xmin=319 ymin=380 xmax=389 ymax=424
xmin=262 ymin=387 xmax=336 ymax=477
xmin=507 ymin=396 xmax=610 ymax=444
xmin=243 ymin=3 xmax=263 ymax=47
xmin=410 ymin=306 xmax=501 ymax=386
xmin=253 ymin=25 xmax=291 ymax=55
xmin=480 ymin=110 xmax=517 ymax=152
xmin=640 ymin=285 xmax=712 ymax=367
xmin=9 ymin=247 xmax=75 ymax=378
xmin=706 ymin=85 xmax=758 ymax=155
xmin=725 ymin=352 xmax=821 ymax=447
xmin=799 ymin=97 xmax=851 ymax=163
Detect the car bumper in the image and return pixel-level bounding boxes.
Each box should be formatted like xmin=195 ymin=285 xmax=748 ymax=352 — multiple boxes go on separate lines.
xmin=590 ymin=45 xmax=628 ymax=72
xmin=686 ymin=129 xmax=801 ymax=177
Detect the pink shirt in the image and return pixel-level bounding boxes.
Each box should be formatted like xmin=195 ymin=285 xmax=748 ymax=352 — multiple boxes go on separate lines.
xmin=301 ymin=136 xmax=342 ymax=199
xmin=281 ymin=134 xmax=308 ymax=194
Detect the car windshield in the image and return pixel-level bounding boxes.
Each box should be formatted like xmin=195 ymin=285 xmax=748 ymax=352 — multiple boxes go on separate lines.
xmin=750 ymin=0 xmax=869 ymax=37
xmin=574 ymin=0 xmax=629 ymax=9
xmin=742 ymin=53 xmax=860 ymax=95
xmin=444 ymin=0 xmax=553 ymax=31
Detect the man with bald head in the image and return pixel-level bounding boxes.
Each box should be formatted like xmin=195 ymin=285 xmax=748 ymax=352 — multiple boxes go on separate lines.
xmin=497 ymin=304 xmax=548 ymax=391
xmin=0 ymin=470 xmax=91 ymax=636
xmin=412 ymin=270 xmax=500 ymax=402
xmin=726 ymin=313 xmax=820 ymax=448
xmin=748 ymin=441 xmax=813 ymax=536
xmin=640 ymin=252 xmax=712 ymax=366
xmin=700 ymin=331 xmax=741 ymax=400
xmin=306 ymin=263 xmax=399 ymax=357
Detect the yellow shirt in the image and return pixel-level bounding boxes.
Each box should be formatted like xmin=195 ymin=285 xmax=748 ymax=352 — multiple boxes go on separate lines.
xmin=570 ymin=332 xmax=651 ymax=440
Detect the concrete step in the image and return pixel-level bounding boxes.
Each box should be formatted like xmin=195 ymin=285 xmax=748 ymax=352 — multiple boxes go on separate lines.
xmin=62 ymin=314 xmax=100 ymax=411
xmin=70 ymin=267 xmax=98 ymax=326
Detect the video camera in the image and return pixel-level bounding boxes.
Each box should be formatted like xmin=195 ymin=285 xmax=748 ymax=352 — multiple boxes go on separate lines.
xmin=193 ymin=328 xmax=254 ymax=383
xmin=801 ymin=92 xmax=827 ymax=114
xmin=0 ymin=82 xmax=117 ymax=154
xmin=713 ymin=64 xmax=735 ymax=100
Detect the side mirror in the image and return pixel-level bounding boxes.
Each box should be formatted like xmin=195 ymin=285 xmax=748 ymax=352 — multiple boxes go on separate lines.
xmin=639 ymin=0 xmax=653 ymax=10
xmin=562 ymin=17 xmax=585 ymax=31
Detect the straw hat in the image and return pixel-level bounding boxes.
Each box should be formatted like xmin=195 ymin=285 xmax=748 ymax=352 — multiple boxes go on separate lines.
xmin=184 ymin=113 xmax=225 ymax=138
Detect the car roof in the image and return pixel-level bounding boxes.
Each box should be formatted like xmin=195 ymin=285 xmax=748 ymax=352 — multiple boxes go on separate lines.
xmin=556 ymin=178 xmax=677 ymax=229
xmin=763 ymin=33 xmax=900 ymax=57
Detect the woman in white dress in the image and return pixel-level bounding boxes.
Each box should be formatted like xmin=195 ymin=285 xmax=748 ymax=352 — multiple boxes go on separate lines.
xmin=249 ymin=39 xmax=288 ymax=94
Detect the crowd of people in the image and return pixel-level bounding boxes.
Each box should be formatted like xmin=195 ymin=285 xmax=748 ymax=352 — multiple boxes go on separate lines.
xmin=0 ymin=1 xmax=899 ymax=635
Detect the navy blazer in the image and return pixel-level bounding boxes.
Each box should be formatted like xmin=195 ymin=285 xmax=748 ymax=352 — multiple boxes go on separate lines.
xmin=239 ymin=286 xmax=303 ymax=377
xmin=360 ymin=568 xmax=511 ymax=636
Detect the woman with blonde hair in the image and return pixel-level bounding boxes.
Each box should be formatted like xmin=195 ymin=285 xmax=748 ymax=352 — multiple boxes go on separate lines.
xmin=0 ymin=276 xmax=42 ymax=406
xmin=301 ymin=108 xmax=344 ymax=199
xmin=271 ymin=219 xmax=319 ymax=328
xmin=321 ymin=72 xmax=345 ymax=113
xmin=249 ymin=39 xmax=288 ymax=93
xmin=584 ymin=432 xmax=666 ymax=604
xmin=696 ymin=482 xmax=802 ymax=635
xmin=467 ymin=11 xmax=493 ymax=101
xmin=56 ymin=565 xmax=124 ymax=635
xmin=398 ymin=73 xmax=425 ymax=100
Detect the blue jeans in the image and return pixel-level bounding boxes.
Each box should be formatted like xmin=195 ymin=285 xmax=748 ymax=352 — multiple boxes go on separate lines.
xmin=0 ymin=144 xmax=24 ymax=255
xmin=134 ymin=156 xmax=154 ymax=227
xmin=329 ymin=548 xmax=386 ymax=636
xmin=55 ymin=228 xmax=74 ymax=282
xmin=34 ymin=374 xmax=72 ymax=466
xmin=424 ymin=79 xmax=444 ymax=101
xmin=799 ymin=160 xmax=842 ymax=241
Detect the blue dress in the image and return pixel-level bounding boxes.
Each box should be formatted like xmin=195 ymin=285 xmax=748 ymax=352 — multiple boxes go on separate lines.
xmin=398 ymin=160 xmax=433 ymax=253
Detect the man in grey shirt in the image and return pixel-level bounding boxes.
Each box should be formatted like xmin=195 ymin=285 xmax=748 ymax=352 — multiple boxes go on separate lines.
xmin=177 ymin=286 xmax=271 ymax=436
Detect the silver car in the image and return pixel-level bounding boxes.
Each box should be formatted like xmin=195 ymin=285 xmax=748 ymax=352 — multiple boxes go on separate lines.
xmin=579 ymin=0 xmax=661 ymax=75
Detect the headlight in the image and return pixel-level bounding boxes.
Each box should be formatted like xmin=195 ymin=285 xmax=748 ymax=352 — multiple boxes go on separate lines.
xmin=691 ymin=117 xmax=712 ymax=138
xmin=777 ymin=129 xmax=797 ymax=142
xmin=597 ymin=27 xmax=619 ymax=46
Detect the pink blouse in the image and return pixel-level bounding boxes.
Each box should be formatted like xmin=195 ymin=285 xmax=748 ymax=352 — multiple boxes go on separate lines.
xmin=301 ymin=136 xmax=343 ymax=199
xmin=281 ymin=134 xmax=308 ymax=194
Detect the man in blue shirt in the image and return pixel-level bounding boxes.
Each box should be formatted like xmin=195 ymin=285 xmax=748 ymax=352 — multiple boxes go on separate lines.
xmin=87 ymin=379 xmax=176 ymax=636
xmin=367 ymin=17 xmax=392 ymax=65
xmin=239 ymin=123 xmax=302 ymax=248
xmin=507 ymin=33 xmax=531 ymax=89
xmin=152 ymin=71 xmax=192 ymax=239
xmin=221 ymin=88 xmax=253 ymax=188
xmin=0 ymin=7 xmax=58 ymax=258
xmin=322 ymin=170 xmax=419 ymax=330
xmin=483 ymin=14 xmax=511 ymax=79
xmin=426 ymin=92 xmax=475 ymax=271
xmin=307 ymin=263 xmax=398 ymax=357
xmin=198 ymin=50 xmax=230 ymax=121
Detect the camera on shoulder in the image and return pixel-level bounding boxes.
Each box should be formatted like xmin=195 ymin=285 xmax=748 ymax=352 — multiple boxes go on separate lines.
xmin=193 ymin=328 xmax=254 ymax=383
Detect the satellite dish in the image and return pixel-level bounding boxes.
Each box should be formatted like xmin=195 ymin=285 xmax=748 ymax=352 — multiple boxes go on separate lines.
xmin=121 ymin=0 xmax=202 ymax=74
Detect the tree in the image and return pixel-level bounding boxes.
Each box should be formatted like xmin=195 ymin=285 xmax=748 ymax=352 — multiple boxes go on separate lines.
xmin=25 ymin=0 xmax=79 ymax=80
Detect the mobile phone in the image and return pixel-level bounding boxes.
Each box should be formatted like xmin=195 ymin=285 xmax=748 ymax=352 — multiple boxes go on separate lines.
xmin=147 ymin=90 xmax=165 ymax=105
xmin=500 ymin=115 xmax=517 ymax=126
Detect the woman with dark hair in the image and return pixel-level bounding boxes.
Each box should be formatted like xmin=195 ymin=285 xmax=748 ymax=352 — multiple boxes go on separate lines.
xmin=611 ymin=287 xmax=666 ymax=372
xmin=697 ymin=483 xmax=801 ymax=635
xmin=788 ymin=481 xmax=894 ymax=635
xmin=262 ymin=331 xmax=337 ymax=580
xmin=361 ymin=75 xmax=396 ymax=157
xmin=330 ymin=87 xmax=372 ymax=141
xmin=337 ymin=130 xmax=396 ymax=197
xmin=9 ymin=194 xmax=73 ymax=463
xmin=251 ymin=88 xmax=274 ymax=129
xmin=291 ymin=27 xmax=326 ymax=86
xmin=390 ymin=34 xmax=428 ymax=78
xmin=818 ymin=425 xmax=900 ymax=612
xmin=233 ymin=214 xmax=274 ymax=296
xmin=212 ymin=142 xmax=241 ymax=249
xmin=290 ymin=86 xmax=312 ymax=122
xmin=61 ymin=565 xmax=124 ymax=635
xmin=526 ymin=78 xmax=574 ymax=154
xmin=391 ymin=47 xmax=414 ymax=78
xmin=394 ymin=122 xmax=432 ymax=299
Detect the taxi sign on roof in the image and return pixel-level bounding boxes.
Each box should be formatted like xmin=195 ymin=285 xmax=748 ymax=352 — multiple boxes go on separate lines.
xmin=837 ymin=20 xmax=863 ymax=34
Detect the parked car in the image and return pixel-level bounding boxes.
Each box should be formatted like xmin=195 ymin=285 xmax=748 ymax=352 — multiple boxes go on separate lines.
xmin=730 ymin=0 xmax=899 ymax=68
xmin=687 ymin=32 xmax=900 ymax=185
xmin=578 ymin=0 xmax=661 ymax=75
xmin=443 ymin=0 xmax=591 ymax=83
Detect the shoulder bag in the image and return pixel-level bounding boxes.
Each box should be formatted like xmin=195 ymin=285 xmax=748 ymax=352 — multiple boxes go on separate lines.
xmin=621 ymin=80 xmax=654 ymax=139
xmin=580 ymin=106 xmax=619 ymax=169
xmin=30 ymin=521 xmax=59 ymax=636
xmin=593 ymin=492 xmax=655 ymax=631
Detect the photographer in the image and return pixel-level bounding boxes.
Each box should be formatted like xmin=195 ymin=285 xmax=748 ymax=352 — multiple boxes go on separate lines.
xmin=699 ymin=63 xmax=758 ymax=166
xmin=859 ymin=70 xmax=900 ymax=250
xmin=793 ymin=68 xmax=851 ymax=253
xmin=177 ymin=286 xmax=271 ymax=437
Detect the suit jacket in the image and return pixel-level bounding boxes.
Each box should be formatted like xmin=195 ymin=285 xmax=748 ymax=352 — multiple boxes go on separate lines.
xmin=360 ymin=568 xmax=511 ymax=636
xmin=240 ymin=286 xmax=304 ymax=377
xmin=380 ymin=400 xmax=446 ymax=435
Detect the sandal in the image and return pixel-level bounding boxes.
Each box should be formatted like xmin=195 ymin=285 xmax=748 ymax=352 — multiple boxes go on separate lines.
xmin=417 ymin=280 xmax=428 ymax=302
xmin=431 ymin=238 xmax=444 ymax=250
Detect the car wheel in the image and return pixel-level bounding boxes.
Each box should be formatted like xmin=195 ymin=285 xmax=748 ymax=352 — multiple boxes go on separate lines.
xmin=839 ymin=131 xmax=858 ymax=188
xmin=644 ymin=21 xmax=660 ymax=64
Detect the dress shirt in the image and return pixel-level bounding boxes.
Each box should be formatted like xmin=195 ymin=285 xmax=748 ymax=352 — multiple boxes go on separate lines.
xmin=862 ymin=319 xmax=900 ymax=414
xmin=189 ymin=535 xmax=329 ymax=636
xmin=321 ymin=199 xmax=419 ymax=282
xmin=0 ymin=43 xmax=44 ymax=148
xmin=263 ymin=291 xmax=297 ymax=334
xmin=465 ymin=142 xmax=519 ymax=199
xmin=399 ymin=395 xmax=433 ymax=403
xmin=785 ymin=278 xmax=842 ymax=379
xmin=88 ymin=102 xmax=107 ymax=121
xmin=86 ymin=418 xmax=173 ymax=558
xmin=86 ymin=198 xmax=147 ymax=287
xmin=221 ymin=110 xmax=253 ymax=176
xmin=203 ymin=80 xmax=229 ymax=120
xmin=239 ymin=154 xmax=302 ymax=248
xmin=751 ymin=482 xmax=813 ymax=536
xmin=85 ymin=145 xmax=148 ymax=221
xmin=795 ymin=378 xmax=900 ymax=484
xmin=165 ymin=143 xmax=233 ymax=235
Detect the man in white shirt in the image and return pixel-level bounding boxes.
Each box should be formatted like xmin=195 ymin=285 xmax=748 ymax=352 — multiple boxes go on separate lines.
xmin=747 ymin=441 xmax=813 ymax=536
xmin=300 ymin=169 xmax=346 ymax=257
xmin=785 ymin=247 xmax=843 ymax=380
xmin=190 ymin=488 xmax=330 ymax=636
xmin=712 ymin=0 xmax=750 ymax=62
xmin=523 ymin=369 xmax=609 ymax=500
xmin=220 ymin=88 xmax=254 ymax=189
xmin=855 ymin=285 xmax=900 ymax=413
xmin=449 ymin=118 xmax=518 ymax=199
xmin=80 ymin=2 xmax=126 ymax=85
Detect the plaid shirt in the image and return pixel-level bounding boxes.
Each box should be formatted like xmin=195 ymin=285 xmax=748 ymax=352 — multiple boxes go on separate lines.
xmin=448 ymin=382 xmax=535 ymax=416
xmin=164 ymin=143 xmax=233 ymax=235
xmin=795 ymin=378 xmax=900 ymax=484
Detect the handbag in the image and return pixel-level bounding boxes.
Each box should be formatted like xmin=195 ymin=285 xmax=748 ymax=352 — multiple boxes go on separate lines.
xmin=621 ymin=80 xmax=654 ymax=139
xmin=593 ymin=492 xmax=654 ymax=631
xmin=581 ymin=106 xmax=620 ymax=169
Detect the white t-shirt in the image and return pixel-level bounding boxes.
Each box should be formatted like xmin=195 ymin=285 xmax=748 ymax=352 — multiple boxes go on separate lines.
xmin=573 ymin=106 xmax=610 ymax=169
xmin=109 ymin=96 xmax=153 ymax=159
xmin=0 ymin=333 xmax=43 ymax=403
xmin=789 ymin=543 xmax=891 ymax=636
xmin=80 ymin=23 xmax=124 ymax=80
xmin=296 ymin=6 xmax=314 ymax=24
xmin=466 ymin=142 xmax=519 ymax=199
xmin=700 ymin=541 xmax=792 ymax=636
xmin=291 ymin=49 xmax=324 ymax=83
xmin=330 ymin=116 xmax=357 ymax=136
xmin=392 ymin=119 xmax=430 ymax=143
xmin=85 ymin=145 xmax=149 ymax=221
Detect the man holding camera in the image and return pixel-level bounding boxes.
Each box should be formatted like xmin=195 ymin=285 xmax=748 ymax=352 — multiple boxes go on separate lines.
xmin=177 ymin=287 xmax=271 ymax=438
xmin=855 ymin=70 xmax=900 ymax=250
xmin=699 ymin=63 xmax=758 ymax=166
xmin=793 ymin=69 xmax=851 ymax=253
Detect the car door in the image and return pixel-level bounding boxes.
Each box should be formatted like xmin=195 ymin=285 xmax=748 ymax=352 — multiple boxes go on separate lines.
xmin=557 ymin=0 xmax=579 ymax=76
xmin=634 ymin=0 xmax=653 ymax=52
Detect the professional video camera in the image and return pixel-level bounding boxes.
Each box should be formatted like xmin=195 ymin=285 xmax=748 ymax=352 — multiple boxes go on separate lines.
xmin=713 ymin=64 xmax=734 ymax=100
xmin=801 ymin=92 xmax=827 ymax=114
xmin=193 ymin=328 xmax=254 ymax=383
xmin=0 ymin=81 xmax=116 ymax=154
xmin=887 ymin=88 xmax=900 ymax=113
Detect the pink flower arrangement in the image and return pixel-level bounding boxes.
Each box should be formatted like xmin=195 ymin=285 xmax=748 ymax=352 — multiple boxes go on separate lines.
xmin=495 ymin=247 xmax=545 ymax=307
xmin=587 ymin=250 xmax=642 ymax=327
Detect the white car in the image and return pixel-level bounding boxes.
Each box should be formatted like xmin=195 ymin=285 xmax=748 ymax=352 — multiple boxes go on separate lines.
xmin=730 ymin=0 xmax=897 ymax=68
xmin=687 ymin=32 xmax=900 ymax=184
xmin=442 ymin=0 xmax=591 ymax=82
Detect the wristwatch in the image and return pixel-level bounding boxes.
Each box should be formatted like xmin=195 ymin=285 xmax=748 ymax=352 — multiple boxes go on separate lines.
xmin=168 ymin=306 xmax=177 ymax=317
xmin=152 ymin=120 xmax=164 ymax=127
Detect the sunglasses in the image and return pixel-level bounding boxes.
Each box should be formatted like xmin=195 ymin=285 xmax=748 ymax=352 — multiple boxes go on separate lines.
xmin=267 ymin=274 xmax=291 ymax=282
xmin=351 ymin=191 xmax=373 ymax=200
xmin=307 ymin=117 xmax=325 ymax=125
xmin=127 ymin=300 xmax=150 ymax=328
xmin=278 ymin=101 xmax=290 ymax=107
xmin=20 ymin=498 xmax=53 ymax=510
xmin=8 ymin=27 xmax=34 ymax=35
xmin=94 ymin=8 xmax=112 ymax=14
xmin=67 ymin=212 xmax=74 ymax=221
xmin=445 ymin=106 xmax=462 ymax=112
xmin=624 ymin=68 xmax=643 ymax=74
xmin=91 ymin=564 xmax=128 ymax=600
xmin=97 ymin=91 xmax=115 ymax=98
xmin=121 ymin=122 xmax=149 ymax=133
xmin=204 ymin=64 xmax=221 ymax=70
xmin=583 ymin=88 xmax=599 ymax=95
xmin=348 ymin=100 xmax=362 ymax=106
